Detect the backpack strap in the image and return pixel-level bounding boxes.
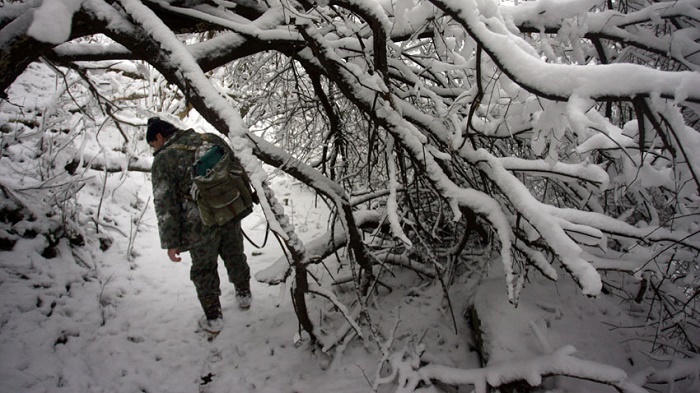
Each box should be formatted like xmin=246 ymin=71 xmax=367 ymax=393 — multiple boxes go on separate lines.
xmin=169 ymin=144 xmax=197 ymax=152
xmin=165 ymin=131 xmax=211 ymax=152
xmin=159 ymin=132 xmax=201 ymax=201
xmin=200 ymin=133 xmax=214 ymax=143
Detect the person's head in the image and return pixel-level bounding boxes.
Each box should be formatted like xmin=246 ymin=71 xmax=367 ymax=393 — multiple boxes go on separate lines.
xmin=146 ymin=117 xmax=178 ymax=150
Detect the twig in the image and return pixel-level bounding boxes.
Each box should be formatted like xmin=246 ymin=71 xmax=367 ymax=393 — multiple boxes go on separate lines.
xmin=127 ymin=196 xmax=150 ymax=261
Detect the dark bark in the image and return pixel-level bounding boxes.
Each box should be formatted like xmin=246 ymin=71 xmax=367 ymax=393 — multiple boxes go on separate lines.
xmin=0 ymin=8 xmax=92 ymax=93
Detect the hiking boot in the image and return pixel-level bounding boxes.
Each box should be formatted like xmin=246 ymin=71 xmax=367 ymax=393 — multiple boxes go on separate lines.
xmin=236 ymin=289 xmax=252 ymax=310
xmin=198 ymin=315 xmax=224 ymax=334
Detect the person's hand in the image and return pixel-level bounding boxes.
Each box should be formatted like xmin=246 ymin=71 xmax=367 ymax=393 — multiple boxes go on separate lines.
xmin=167 ymin=248 xmax=182 ymax=262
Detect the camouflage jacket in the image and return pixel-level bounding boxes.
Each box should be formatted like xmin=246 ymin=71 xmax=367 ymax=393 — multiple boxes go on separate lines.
xmin=151 ymin=128 xmax=233 ymax=251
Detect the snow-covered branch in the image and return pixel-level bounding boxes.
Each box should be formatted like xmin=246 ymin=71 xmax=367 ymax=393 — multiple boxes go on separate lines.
xmin=504 ymin=0 xmax=700 ymax=69
xmin=256 ymin=210 xmax=382 ymax=284
xmin=432 ymin=0 xmax=700 ymax=104
xmin=382 ymin=345 xmax=648 ymax=393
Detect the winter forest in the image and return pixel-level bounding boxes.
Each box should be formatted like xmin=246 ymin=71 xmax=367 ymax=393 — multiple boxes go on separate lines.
xmin=1 ymin=0 xmax=699 ymax=392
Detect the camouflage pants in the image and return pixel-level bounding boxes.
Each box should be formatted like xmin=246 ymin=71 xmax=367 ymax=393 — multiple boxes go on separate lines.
xmin=189 ymin=218 xmax=250 ymax=317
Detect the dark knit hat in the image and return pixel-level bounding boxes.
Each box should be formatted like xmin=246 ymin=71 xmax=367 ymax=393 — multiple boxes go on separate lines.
xmin=146 ymin=117 xmax=178 ymax=142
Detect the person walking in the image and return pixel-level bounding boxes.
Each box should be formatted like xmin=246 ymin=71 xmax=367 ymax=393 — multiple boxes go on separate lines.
xmin=146 ymin=117 xmax=252 ymax=334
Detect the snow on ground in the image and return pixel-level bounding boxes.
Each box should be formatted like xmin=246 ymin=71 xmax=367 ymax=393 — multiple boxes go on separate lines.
xmin=1 ymin=164 xmax=670 ymax=393
xmin=0 ymin=165 xmax=477 ymax=393
xmin=474 ymin=264 xmax=656 ymax=392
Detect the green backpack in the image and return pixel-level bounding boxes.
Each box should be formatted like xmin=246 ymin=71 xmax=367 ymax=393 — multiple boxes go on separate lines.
xmin=190 ymin=137 xmax=255 ymax=226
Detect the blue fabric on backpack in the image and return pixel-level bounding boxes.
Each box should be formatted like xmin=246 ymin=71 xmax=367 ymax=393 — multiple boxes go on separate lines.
xmin=193 ymin=145 xmax=225 ymax=177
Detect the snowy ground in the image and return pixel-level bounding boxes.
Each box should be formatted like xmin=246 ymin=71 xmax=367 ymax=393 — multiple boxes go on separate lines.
xmin=1 ymin=167 xmax=698 ymax=393
xmin=0 ymin=169 xmax=477 ymax=393
xmin=2 ymin=169 xmax=690 ymax=393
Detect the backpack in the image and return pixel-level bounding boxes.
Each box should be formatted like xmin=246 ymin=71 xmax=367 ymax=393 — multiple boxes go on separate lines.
xmin=189 ymin=135 xmax=255 ymax=226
